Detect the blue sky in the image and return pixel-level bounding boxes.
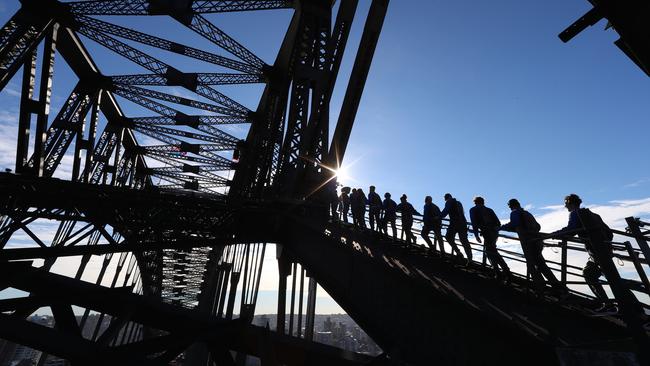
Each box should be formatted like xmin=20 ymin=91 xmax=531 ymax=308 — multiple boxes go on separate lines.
xmin=336 ymin=1 xmax=650 ymax=217
xmin=1 ymin=1 xmax=648 ymax=215
xmin=1 ymin=1 xmax=649 ymax=315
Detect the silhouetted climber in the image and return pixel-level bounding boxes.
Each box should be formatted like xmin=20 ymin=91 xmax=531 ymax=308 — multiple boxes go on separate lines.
xmin=358 ymin=188 xmax=369 ymax=228
xmin=469 ymin=196 xmax=511 ymax=281
xmin=351 ymin=188 xmax=368 ymax=229
xmin=421 ymin=196 xmax=444 ymax=254
xmin=554 ymin=195 xmax=650 ymax=357
xmin=339 ymin=187 xmax=351 ymax=223
xmin=500 ymin=199 xmax=566 ymax=295
xmin=552 ymin=194 xmax=646 ymax=320
xmin=368 ymin=186 xmax=382 ymax=231
xmin=350 ymin=188 xmax=358 ymax=226
xmin=382 ymin=192 xmax=397 ymax=239
xmin=329 ymin=183 xmax=340 ymax=221
xmin=397 ymin=194 xmax=420 ymax=244
xmin=440 ymin=193 xmax=472 ymax=263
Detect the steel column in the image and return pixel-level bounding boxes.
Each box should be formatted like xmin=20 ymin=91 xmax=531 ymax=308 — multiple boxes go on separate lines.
xmin=15 ymin=50 xmax=36 ymax=174
xmin=296 ymin=267 xmax=305 ymax=338
xmin=33 ymin=23 xmax=58 ymax=177
xmin=327 ymin=0 xmax=389 ymax=169
xmin=303 ymin=276 xmax=317 ymax=341
xmin=276 ymin=248 xmax=291 ymax=335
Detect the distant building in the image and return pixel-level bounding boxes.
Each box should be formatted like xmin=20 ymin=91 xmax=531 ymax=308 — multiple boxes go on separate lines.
xmin=314 ymin=331 xmax=333 ymax=344
xmin=254 ymin=314 xmax=270 ymax=328
xmin=323 ymin=317 xmax=334 ymax=332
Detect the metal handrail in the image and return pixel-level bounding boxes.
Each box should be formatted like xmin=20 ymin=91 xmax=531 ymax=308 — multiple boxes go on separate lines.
xmin=335 ymin=205 xmax=650 ymax=308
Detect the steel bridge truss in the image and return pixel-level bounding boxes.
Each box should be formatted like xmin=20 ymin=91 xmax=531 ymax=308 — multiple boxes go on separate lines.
xmin=559 ymin=0 xmax=650 ymax=76
xmin=0 ymin=0 xmax=389 ymax=365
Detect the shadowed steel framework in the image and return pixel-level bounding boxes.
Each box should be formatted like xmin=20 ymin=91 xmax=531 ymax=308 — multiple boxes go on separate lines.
xmin=0 ymin=1 xmax=649 ymax=366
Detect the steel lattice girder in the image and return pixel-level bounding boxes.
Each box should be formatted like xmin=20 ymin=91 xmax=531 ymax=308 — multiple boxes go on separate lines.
xmin=74 ymin=14 xmax=259 ymax=74
xmin=66 ymin=0 xmax=295 ymax=16
xmin=0 ymin=0 xmax=392 ymax=364
xmin=110 ymin=73 xmax=264 ymax=86
xmin=0 ymin=173 xmax=277 ymax=241
xmin=0 ymin=262 xmax=372 ymax=366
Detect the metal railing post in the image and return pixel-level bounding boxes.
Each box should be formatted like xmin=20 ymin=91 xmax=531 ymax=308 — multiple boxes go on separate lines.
xmin=561 ymin=239 xmax=568 ymax=285
xmin=481 ymin=242 xmax=487 ymax=268
xmin=624 ymin=241 xmax=650 ymax=295
xmin=626 ymin=217 xmax=650 ymax=265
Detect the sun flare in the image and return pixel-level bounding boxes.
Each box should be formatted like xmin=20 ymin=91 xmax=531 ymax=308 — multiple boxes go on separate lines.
xmin=335 ymin=166 xmax=350 ymax=184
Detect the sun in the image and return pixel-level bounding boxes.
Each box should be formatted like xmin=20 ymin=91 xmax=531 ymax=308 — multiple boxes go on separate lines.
xmin=335 ymin=166 xmax=350 ymax=184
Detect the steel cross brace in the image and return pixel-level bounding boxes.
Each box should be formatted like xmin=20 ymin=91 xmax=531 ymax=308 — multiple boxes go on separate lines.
xmin=0 ymin=262 xmax=373 ymax=366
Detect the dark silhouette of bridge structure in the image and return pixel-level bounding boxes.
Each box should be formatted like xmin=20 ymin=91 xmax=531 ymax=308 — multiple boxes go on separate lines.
xmin=0 ymin=1 xmax=649 ymax=365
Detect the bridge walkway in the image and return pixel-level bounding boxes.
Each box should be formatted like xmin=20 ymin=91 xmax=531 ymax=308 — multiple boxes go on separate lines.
xmin=284 ymin=213 xmax=648 ymax=365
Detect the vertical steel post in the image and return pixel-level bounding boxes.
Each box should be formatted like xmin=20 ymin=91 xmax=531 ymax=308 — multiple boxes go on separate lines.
xmin=240 ymin=244 xmax=251 ymax=316
xmin=225 ymin=271 xmax=241 ymax=320
xmin=624 ymin=241 xmax=650 ymax=294
xmin=110 ymin=128 xmax=124 ymax=186
xmin=481 ymin=245 xmax=487 ymax=268
xmin=250 ymin=243 xmax=266 ymax=311
xmin=297 ymin=267 xmax=305 ymax=337
xmin=626 ymin=217 xmax=650 ymax=265
xmin=33 ymin=23 xmax=58 ymax=177
xmin=71 ymin=111 xmax=87 ymax=181
xmin=211 ymin=263 xmax=226 ymax=315
xmin=304 ymin=276 xmax=317 ymax=341
xmin=83 ymin=93 xmax=100 ymax=183
xmin=561 ymin=239 xmax=568 ymax=285
xmin=216 ymin=263 xmax=232 ymax=318
xmin=276 ymin=248 xmax=291 ymax=335
xmin=288 ymin=262 xmax=297 ymax=336
xmin=16 ymin=51 xmax=36 ymax=174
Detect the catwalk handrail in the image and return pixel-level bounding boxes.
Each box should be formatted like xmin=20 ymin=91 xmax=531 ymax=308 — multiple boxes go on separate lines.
xmin=337 ymin=206 xmax=650 ymax=309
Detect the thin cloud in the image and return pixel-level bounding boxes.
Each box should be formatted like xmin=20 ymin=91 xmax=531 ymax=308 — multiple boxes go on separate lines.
xmin=0 ymin=110 xmax=18 ymax=124
xmin=3 ymin=87 xmax=20 ymax=97
xmin=169 ymin=87 xmax=196 ymax=100
xmin=539 ymin=204 xmax=564 ymax=211
xmin=623 ymin=178 xmax=650 ymax=189
xmin=51 ymin=153 xmax=76 ymax=180
xmin=534 ymin=197 xmax=650 ymax=232
xmin=0 ymin=115 xmax=18 ymax=169
xmin=132 ymin=132 xmax=161 ymax=146
xmin=220 ymin=124 xmax=247 ymax=135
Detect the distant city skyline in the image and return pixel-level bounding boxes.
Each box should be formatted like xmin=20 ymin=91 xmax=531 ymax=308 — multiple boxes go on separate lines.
xmin=0 ymin=313 xmax=381 ymax=364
